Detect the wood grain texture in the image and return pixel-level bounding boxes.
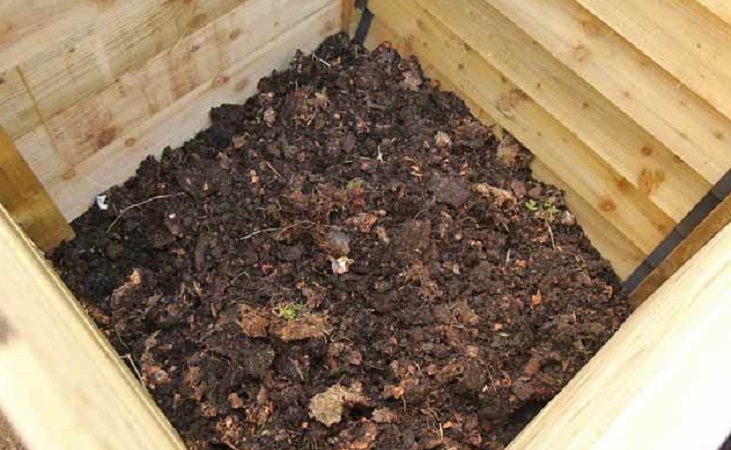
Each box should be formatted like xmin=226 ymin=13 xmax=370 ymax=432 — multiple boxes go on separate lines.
xmin=630 ymin=192 xmax=731 ymax=307
xmin=696 ymin=0 xmax=731 ymax=25
xmin=531 ymin=159 xmax=645 ymax=280
xmin=507 ymin=220 xmax=731 ymax=450
xmin=14 ymin=0 xmax=341 ymax=221
xmin=417 ymin=0 xmax=707 ymax=223
xmin=0 ymin=1 xmax=98 ymax=74
xmin=485 ymin=0 xmax=731 ymax=185
xmin=0 ymin=202 xmax=184 ymax=450
xmin=0 ymin=126 xmax=72 ymax=251
xmin=577 ymin=0 xmax=731 ymax=123
xmin=0 ymin=0 xmax=243 ymax=141
xmin=368 ymin=0 xmax=674 ymax=256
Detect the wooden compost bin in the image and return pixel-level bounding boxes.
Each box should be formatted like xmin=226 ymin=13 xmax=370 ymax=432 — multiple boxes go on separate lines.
xmin=1 ymin=0 xmax=731 ymax=448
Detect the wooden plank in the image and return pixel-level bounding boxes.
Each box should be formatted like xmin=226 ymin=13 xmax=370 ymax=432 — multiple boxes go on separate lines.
xmin=368 ymin=0 xmax=674 ymax=255
xmin=531 ymin=159 xmax=645 ymax=280
xmin=485 ymin=0 xmax=731 ymax=185
xmin=0 ymin=67 xmax=40 ymax=141
xmin=577 ymin=0 xmax=731 ymax=123
xmin=0 ymin=1 xmax=98 ymax=73
xmin=696 ymin=0 xmax=731 ymax=25
xmin=0 ymin=0 xmax=242 ymax=140
xmin=630 ymin=192 xmax=731 ymax=307
xmin=507 ymin=220 xmax=731 ymax=450
xmin=0 ymin=203 xmax=184 ymax=450
xmin=0 ymin=126 xmax=72 ymax=251
xmin=36 ymin=0 xmax=341 ymax=221
xmin=416 ymin=0 xmax=708 ymax=223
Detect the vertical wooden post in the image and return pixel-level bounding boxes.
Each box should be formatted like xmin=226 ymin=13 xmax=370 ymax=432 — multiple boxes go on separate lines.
xmin=0 ymin=126 xmax=73 ymax=251
xmin=0 ymin=202 xmax=186 ymax=450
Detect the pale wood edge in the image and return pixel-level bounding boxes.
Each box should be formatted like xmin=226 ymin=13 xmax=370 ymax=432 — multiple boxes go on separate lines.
xmin=0 ymin=203 xmax=185 ymax=450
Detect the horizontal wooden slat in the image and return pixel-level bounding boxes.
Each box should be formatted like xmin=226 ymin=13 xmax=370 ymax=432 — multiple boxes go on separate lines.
xmin=0 ymin=202 xmax=184 ymax=450
xmin=531 ymin=159 xmax=645 ymax=280
xmin=27 ymin=0 xmax=341 ymax=221
xmin=485 ymin=0 xmax=731 ymax=185
xmin=507 ymin=220 xmax=731 ymax=450
xmin=0 ymin=0 xmax=243 ymax=141
xmin=417 ymin=0 xmax=708 ymax=223
xmin=0 ymin=1 xmax=99 ymax=74
xmin=577 ymin=0 xmax=731 ymax=123
xmin=368 ymin=0 xmax=674 ymax=255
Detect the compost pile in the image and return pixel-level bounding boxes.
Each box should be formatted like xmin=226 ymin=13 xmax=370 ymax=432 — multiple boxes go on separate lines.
xmin=52 ymin=34 xmax=629 ymax=450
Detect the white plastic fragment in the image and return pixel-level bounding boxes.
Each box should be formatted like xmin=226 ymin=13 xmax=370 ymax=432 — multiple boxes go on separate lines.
xmin=96 ymin=194 xmax=109 ymax=211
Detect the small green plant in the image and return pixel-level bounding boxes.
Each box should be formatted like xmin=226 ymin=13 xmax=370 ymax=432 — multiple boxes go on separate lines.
xmin=524 ymin=199 xmax=560 ymax=221
xmin=346 ymin=178 xmax=365 ymax=192
xmin=542 ymin=201 xmax=559 ymax=221
xmin=273 ymin=302 xmax=303 ymax=320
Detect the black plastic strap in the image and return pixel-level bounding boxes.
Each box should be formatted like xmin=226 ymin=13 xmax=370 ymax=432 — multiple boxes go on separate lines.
xmin=354 ymin=0 xmax=373 ymax=46
xmin=624 ymin=167 xmax=731 ymax=294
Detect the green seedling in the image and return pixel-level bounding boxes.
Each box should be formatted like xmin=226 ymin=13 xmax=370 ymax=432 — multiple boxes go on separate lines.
xmin=524 ymin=199 xmax=560 ymax=222
xmin=543 ymin=202 xmax=559 ymax=221
xmin=346 ymin=178 xmax=365 ymax=192
xmin=273 ymin=302 xmax=303 ymax=320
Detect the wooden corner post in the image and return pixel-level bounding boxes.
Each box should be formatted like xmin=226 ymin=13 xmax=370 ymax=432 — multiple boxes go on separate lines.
xmin=0 ymin=203 xmax=185 ymax=450
xmin=0 ymin=125 xmax=73 ymax=251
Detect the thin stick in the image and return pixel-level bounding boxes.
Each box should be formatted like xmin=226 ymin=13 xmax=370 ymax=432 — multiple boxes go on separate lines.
xmin=264 ymin=161 xmax=283 ymax=180
xmin=238 ymin=228 xmax=279 ymax=241
xmin=545 ymin=219 xmax=556 ymax=251
xmin=107 ymin=193 xmax=184 ymax=232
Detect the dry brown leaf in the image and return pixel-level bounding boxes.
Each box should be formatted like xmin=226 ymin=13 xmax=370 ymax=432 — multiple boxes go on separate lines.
xmin=309 ymin=384 xmax=370 ymax=427
xmin=238 ymin=304 xmax=269 ymax=338
xmin=270 ymin=314 xmax=329 ymax=341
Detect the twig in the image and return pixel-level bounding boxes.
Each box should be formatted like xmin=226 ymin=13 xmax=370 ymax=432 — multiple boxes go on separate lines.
xmin=121 ymin=353 xmax=143 ymax=383
xmin=314 ymin=55 xmax=331 ymax=67
xmin=238 ymin=227 xmax=279 ymax=241
xmin=545 ymin=219 xmax=556 ymax=251
xmin=107 ymin=193 xmax=184 ymax=232
xmin=264 ymin=161 xmax=283 ymax=180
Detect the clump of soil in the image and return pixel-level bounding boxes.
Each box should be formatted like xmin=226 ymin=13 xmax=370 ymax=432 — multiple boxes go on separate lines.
xmin=51 ymin=34 xmax=629 ymax=449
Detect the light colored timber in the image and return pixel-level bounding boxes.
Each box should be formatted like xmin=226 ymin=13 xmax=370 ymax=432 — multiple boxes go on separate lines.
xmin=485 ymin=0 xmax=731 ymax=185
xmin=361 ymin=14 xmax=643 ymax=279
xmin=0 ymin=126 xmax=72 ymax=251
xmin=14 ymin=0 xmax=341 ymax=221
xmin=0 ymin=202 xmax=184 ymax=450
xmin=531 ymin=159 xmax=645 ymax=280
xmin=577 ymin=0 xmax=731 ymax=123
xmin=0 ymin=0 xmax=243 ymax=140
xmin=369 ymin=0 xmax=674 ymax=255
xmin=416 ymin=0 xmax=707 ymax=223
xmin=0 ymin=1 xmax=98 ymax=74
xmin=630 ymin=192 xmax=731 ymax=307
xmin=507 ymin=219 xmax=731 ymax=450
xmin=696 ymin=0 xmax=731 ymax=25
